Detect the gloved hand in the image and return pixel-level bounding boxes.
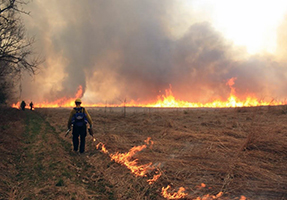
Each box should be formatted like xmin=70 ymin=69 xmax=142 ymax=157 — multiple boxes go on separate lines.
xmin=88 ymin=128 xmax=94 ymax=136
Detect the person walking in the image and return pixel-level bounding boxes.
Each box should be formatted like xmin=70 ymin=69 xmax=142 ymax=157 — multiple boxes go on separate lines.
xmin=20 ymin=100 xmax=26 ymax=110
xmin=67 ymin=98 xmax=93 ymax=154
xmin=29 ymin=102 xmax=34 ymax=110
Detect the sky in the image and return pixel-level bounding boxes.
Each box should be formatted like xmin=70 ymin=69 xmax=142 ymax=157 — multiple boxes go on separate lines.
xmin=19 ymin=0 xmax=287 ymax=105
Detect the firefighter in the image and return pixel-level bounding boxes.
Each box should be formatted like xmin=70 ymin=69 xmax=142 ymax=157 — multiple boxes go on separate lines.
xmin=29 ymin=102 xmax=34 ymax=110
xmin=67 ymin=98 xmax=93 ymax=154
xmin=20 ymin=100 xmax=26 ymax=110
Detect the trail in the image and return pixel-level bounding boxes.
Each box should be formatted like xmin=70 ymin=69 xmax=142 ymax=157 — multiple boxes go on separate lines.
xmin=1 ymin=109 xmax=116 ymax=200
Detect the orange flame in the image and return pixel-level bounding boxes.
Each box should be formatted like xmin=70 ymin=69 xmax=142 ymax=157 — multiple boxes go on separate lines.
xmin=147 ymin=171 xmax=162 ymax=185
xmin=195 ymin=183 xmax=206 ymax=189
xmin=11 ymin=102 xmax=20 ymax=109
xmin=239 ymin=196 xmax=247 ymax=200
xmin=12 ymin=85 xmax=83 ymax=109
xmin=36 ymin=85 xmax=83 ymax=108
xmin=195 ymin=192 xmax=223 ymax=200
xmin=95 ymin=137 xmax=161 ymax=180
xmin=96 ymin=142 xmax=109 ymax=154
xmin=11 ymin=78 xmax=287 ymax=108
xmin=146 ymin=79 xmax=284 ymax=108
xmin=144 ymin=137 xmax=154 ymax=147
xmin=161 ymin=185 xmax=187 ymax=199
xmin=94 ymin=138 xmax=247 ymax=199
xmin=162 ymin=185 xmax=225 ymax=200
xmin=110 ymin=137 xmax=156 ymax=177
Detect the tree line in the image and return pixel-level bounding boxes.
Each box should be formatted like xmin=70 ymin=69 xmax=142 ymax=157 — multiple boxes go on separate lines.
xmin=0 ymin=0 xmax=40 ymax=104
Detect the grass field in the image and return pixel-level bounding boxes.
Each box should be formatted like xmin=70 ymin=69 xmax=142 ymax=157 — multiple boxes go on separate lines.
xmin=1 ymin=106 xmax=287 ymax=199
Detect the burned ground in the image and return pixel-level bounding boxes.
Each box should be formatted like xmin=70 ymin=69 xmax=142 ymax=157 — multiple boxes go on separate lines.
xmin=1 ymin=106 xmax=287 ymax=199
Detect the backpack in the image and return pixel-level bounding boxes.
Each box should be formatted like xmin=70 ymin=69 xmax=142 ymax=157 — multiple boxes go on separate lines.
xmin=72 ymin=107 xmax=87 ymax=127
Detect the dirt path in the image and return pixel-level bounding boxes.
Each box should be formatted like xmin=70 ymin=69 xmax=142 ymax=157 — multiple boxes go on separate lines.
xmin=1 ymin=108 xmax=117 ymax=200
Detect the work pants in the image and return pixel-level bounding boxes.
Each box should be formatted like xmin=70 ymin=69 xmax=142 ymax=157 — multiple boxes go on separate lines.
xmin=72 ymin=125 xmax=87 ymax=153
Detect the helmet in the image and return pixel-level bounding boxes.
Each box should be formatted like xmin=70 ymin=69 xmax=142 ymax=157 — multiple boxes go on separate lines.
xmin=75 ymin=98 xmax=82 ymax=104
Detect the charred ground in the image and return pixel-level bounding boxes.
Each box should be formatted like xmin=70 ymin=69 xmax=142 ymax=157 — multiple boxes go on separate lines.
xmin=1 ymin=106 xmax=287 ymax=199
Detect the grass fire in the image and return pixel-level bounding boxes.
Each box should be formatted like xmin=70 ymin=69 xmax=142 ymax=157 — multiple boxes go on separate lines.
xmin=1 ymin=105 xmax=286 ymax=199
xmin=11 ymin=78 xmax=287 ymax=110
xmin=2 ymin=1 xmax=287 ymax=199
xmin=6 ymin=78 xmax=287 ymax=200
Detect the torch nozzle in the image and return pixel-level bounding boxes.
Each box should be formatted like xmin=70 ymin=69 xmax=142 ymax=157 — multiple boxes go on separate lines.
xmin=65 ymin=129 xmax=71 ymax=137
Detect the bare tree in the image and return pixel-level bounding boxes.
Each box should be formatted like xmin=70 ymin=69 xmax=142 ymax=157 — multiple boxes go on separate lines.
xmin=0 ymin=0 xmax=40 ymax=104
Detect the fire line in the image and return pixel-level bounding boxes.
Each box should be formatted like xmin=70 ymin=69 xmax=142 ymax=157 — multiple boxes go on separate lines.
xmin=93 ymin=137 xmax=247 ymax=199
xmin=11 ymin=79 xmax=287 ymax=109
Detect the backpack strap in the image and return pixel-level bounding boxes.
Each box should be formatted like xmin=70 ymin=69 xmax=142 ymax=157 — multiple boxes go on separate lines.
xmin=74 ymin=107 xmax=84 ymax=113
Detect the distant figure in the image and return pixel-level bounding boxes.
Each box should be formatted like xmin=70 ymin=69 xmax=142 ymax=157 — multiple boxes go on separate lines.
xmin=67 ymin=98 xmax=93 ymax=154
xmin=29 ymin=102 xmax=34 ymax=110
xmin=20 ymin=100 xmax=26 ymax=111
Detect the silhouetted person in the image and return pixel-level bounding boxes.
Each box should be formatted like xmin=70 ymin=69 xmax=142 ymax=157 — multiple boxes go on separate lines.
xmin=29 ymin=102 xmax=34 ymax=110
xmin=67 ymin=98 xmax=93 ymax=154
xmin=20 ymin=101 xmax=26 ymax=111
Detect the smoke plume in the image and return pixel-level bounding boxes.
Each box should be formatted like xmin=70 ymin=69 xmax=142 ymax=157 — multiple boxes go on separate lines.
xmin=20 ymin=0 xmax=287 ymax=104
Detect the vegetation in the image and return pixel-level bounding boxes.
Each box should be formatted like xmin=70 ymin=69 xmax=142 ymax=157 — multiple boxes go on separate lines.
xmin=0 ymin=0 xmax=39 ymax=104
xmin=1 ymin=106 xmax=286 ymax=199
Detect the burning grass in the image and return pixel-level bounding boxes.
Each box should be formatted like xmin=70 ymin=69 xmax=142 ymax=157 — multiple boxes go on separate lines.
xmin=2 ymin=105 xmax=287 ymax=199
xmin=34 ymin=105 xmax=287 ymax=199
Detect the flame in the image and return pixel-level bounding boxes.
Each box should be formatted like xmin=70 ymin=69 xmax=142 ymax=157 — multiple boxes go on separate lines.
xmin=11 ymin=102 xmax=20 ymax=109
xmin=94 ymin=138 xmax=247 ymax=199
xmin=195 ymin=183 xmax=206 ymax=189
xmin=147 ymin=171 xmax=162 ymax=185
xmin=147 ymin=79 xmax=284 ymax=108
xmin=240 ymin=196 xmax=247 ymax=200
xmin=195 ymin=192 xmax=223 ymax=200
xmin=11 ymin=102 xmax=35 ymax=110
xmin=110 ymin=137 xmax=156 ymax=177
xmin=95 ymin=137 xmax=161 ymax=180
xmin=96 ymin=142 xmax=109 ymax=154
xmin=11 ymin=78 xmax=287 ymax=108
xmin=162 ymin=185 xmax=225 ymax=200
xmin=35 ymin=85 xmax=83 ymax=108
xmin=144 ymin=137 xmax=154 ymax=147
xmin=75 ymin=85 xmax=84 ymax=98
xmin=12 ymin=85 xmax=83 ymax=109
xmin=161 ymin=185 xmax=187 ymax=199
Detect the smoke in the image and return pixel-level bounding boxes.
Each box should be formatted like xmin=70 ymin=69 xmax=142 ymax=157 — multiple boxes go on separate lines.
xmin=20 ymin=0 xmax=287 ymax=104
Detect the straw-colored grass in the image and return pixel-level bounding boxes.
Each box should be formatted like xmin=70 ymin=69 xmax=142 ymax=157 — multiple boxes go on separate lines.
xmin=1 ymin=106 xmax=287 ymax=199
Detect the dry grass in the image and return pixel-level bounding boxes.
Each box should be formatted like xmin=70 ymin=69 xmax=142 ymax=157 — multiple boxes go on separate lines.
xmin=0 ymin=107 xmax=25 ymax=200
xmin=36 ymin=106 xmax=287 ymax=199
xmin=1 ymin=105 xmax=287 ymax=199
